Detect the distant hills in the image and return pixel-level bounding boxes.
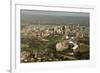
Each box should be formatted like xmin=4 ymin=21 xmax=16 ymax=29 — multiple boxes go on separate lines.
xmin=21 ymin=10 xmax=89 ymax=26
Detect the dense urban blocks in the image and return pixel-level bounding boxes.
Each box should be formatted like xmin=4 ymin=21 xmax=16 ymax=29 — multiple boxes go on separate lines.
xmin=20 ymin=10 xmax=89 ymax=63
xmin=21 ymin=24 xmax=89 ymax=63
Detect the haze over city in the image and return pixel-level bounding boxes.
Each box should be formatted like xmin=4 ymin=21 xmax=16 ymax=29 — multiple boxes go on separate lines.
xmin=21 ymin=10 xmax=89 ymax=26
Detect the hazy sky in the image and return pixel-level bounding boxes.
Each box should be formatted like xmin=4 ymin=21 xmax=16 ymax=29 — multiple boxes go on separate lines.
xmin=21 ymin=9 xmax=89 ymax=25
